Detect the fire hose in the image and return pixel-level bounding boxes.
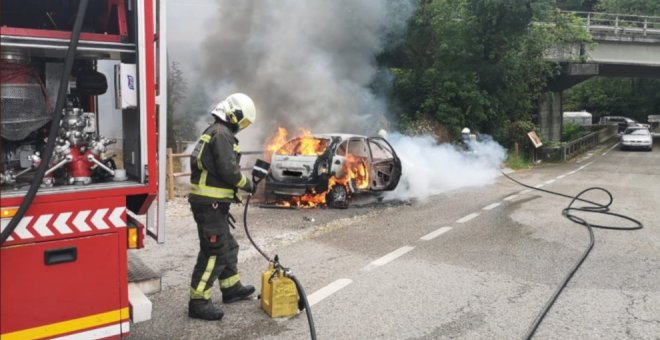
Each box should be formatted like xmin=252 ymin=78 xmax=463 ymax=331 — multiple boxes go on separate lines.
xmin=500 ymin=170 xmax=643 ymax=339
xmin=240 ymin=159 xmax=317 ymax=340
xmin=1 ymin=0 xmax=89 ymax=244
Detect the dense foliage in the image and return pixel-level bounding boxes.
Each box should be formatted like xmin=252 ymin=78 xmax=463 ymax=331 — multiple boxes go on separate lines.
xmin=387 ymin=0 xmax=588 ymax=145
xmin=167 ymin=61 xmax=207 ymax=150
xmin=168 ymin=0 xmax=659 ymax=152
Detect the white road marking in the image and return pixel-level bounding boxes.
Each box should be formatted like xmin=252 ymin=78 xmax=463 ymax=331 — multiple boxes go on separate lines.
xmin=567 ymin=170 xmax=577 ymax=175
xmin=482 ymin=202 xmax=501 ymax=211
xmin=545 ymin=179 xmax=556 ymax=185
xmin=456 ymin=212 xmax=480 ymax=223
xmin=577 ymin=162 xmax=594 ymax=171
xmin=363 ymin=246 xmax=415 ymax=271
xmin=556 ymin=175 xmax=566 ymax=179
xmin=603 ymin=142 xmax=620 ymax=155
xmin=534 ymin=184 xmax=545 ymax=188
xmin=307 ymin=279 xmax=353 ymax=307
xmin=420 ymin=227 xmax=452 ymax=241
xmin=520 ymin=189 xmax=531 ymax=194
xmin=503 ymin=194 xmax=519 ymax=201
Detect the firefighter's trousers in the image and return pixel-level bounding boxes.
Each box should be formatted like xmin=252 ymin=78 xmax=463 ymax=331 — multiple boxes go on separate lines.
xmin=189 ymin=202 xmax=240 ymax=300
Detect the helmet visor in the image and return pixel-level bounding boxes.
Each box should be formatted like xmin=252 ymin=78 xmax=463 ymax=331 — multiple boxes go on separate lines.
xmin=238 ymin=117 xmax=252 ymax=130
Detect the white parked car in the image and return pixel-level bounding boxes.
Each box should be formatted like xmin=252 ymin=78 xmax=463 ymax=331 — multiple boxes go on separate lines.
xmin=620 ymin=126 xmax=653 ymax=151
xmin=265 ymin=134 xmax=402 ymax=208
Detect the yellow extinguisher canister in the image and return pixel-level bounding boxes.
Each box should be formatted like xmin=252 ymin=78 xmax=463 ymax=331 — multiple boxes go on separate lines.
xmin=261 ymin=263 xmax=299 ymax=318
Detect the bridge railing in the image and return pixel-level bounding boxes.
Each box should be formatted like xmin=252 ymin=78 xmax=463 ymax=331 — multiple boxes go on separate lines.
xmin=539 ymin=125 xmax=618 ymax=162
xmin=562 ymin=124 xmax=618 ymax=161
xmin=564 ymin=11 xmax=660 ymax=37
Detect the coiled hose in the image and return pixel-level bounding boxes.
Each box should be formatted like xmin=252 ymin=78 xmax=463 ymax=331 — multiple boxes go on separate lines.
xmin=500 ymin=170 xmax=643 ymax=339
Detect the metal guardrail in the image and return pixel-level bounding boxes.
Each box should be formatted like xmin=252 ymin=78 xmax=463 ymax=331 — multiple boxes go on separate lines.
xmin=165 ymin=147 xmax=264 ymax=200
xmin=564 ymin=10 xmax=660 ymax=37
xmin=563 ymin=125 xmax=617 ymax=161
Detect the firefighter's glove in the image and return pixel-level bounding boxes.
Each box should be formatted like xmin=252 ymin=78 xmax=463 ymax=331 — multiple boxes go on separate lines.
xmin=242 ymin=177 xmax=255 ymax=194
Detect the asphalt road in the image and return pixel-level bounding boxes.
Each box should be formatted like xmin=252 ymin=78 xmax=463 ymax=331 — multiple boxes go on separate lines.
xmin=130 ymin=137 xmax=659 ymax=340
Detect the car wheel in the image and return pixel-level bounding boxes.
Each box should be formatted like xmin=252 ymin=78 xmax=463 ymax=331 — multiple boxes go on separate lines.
xmin=326 ymin=185 xmax=349 ymax=209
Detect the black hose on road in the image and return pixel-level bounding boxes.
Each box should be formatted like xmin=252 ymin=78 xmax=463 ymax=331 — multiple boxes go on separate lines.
xmin=500 ymin=171 xmax=643 ymax=339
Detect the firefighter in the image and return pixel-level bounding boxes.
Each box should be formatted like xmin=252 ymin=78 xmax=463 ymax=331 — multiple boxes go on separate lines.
xmin=461 ymin=127 xmax=472 ymax=144
xmin=187 ymin=93 xmax=257 ymax=320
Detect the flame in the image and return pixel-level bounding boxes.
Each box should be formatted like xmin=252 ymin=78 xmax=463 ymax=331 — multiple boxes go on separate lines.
xmin=264 ymin=127 xmax=289 ymax=162
xmin=264 ymin=127 xmax=370 ymax=208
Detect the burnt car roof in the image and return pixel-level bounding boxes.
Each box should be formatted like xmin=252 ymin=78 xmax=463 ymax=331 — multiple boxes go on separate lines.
xmin=315 ymin=133 xmax=369 ymax=140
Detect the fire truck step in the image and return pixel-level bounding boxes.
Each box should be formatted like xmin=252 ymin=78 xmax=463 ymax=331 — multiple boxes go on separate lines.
xmin=128 ymin=254 xmax=161 ymax=294
xmin=129 ymin=283 xmax=153 ymax=323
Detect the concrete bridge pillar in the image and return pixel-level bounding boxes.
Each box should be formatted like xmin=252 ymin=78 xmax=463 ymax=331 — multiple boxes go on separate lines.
xmin=538 ymin=92 xmax=562 ymax=142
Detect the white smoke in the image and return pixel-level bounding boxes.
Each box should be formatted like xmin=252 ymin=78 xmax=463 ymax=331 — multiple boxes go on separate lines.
xmin=385 ymin=133 xmax=507 ymax=201
xmin=199 ymin=0 xmax=416 ymax=150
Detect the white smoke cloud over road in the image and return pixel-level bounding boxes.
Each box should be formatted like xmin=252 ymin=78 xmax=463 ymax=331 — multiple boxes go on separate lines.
xmin=385 ymin=133 xmax=507 ymax=201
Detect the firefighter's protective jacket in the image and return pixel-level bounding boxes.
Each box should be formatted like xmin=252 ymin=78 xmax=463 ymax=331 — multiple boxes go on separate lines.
xmin=189 ymin=121 xmax=249 ymax=204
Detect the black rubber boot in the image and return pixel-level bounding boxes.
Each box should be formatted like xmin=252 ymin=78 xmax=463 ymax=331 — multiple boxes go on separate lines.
xmin=188 ymin=299 xmax=224 ymax=320
xmin=221 ymin=282 xmax=255 ymax=304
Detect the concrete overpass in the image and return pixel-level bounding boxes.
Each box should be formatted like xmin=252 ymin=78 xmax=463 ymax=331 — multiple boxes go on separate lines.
xmin=539 ymin=11 xmax=660 ymax=141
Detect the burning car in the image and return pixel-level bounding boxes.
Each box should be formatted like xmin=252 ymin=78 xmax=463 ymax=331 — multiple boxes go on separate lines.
xmin=264 ymin=131 xmax=402 ymax=208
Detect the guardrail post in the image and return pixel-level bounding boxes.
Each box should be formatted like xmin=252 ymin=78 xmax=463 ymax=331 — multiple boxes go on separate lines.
xmin=615 ymin=14 xmax=620 ymax=34
xmin=167 ymin=147 xmax=174 ymax=201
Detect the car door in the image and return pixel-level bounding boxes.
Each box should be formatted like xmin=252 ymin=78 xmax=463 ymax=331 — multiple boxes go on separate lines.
xmin=366 ymin=137 xmax=402 ymax=191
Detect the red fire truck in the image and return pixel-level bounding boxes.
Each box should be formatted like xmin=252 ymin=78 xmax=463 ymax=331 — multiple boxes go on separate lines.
xmin=1 ymin=0 xmax=167 ymax=338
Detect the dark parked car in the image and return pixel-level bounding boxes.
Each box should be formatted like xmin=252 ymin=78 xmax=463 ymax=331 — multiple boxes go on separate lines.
xmin=599 ymin=116 xmax=638 ymax=133
xmin=265 ymin=133 xmax=401 ymax=208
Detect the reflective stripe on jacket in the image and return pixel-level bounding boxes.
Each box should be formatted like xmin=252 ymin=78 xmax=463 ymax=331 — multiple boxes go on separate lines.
xmin=189 ymin=121 xmax=249 ymax=204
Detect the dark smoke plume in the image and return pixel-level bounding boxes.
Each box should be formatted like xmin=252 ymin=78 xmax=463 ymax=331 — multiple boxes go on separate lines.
xmin=199 ymin=0 xmax=415 ymax=149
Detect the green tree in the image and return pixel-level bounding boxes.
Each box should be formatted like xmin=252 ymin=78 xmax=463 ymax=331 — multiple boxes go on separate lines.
xmin=388 ymin=0 xmax=587 ymax=141
xmin=556 ymin=0 xmax=598 ymax=12
xmin=167 ymin=61 xmax=188 ymax=149
xmin=596 ymin=0 xmax=660 ymax=15
xmin=564 ymin=78 xmax=660 ymax=122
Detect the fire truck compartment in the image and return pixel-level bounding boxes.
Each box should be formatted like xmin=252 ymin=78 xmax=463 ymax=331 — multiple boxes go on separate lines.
xmin=1 ymin=232 xmax=128 ymax=338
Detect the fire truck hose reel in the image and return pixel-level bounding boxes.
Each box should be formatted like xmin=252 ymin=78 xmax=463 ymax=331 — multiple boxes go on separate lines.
xmin=1 ymin=0 xmax=90 ymax=244
xmin=243 ymin=159 xmax=317 ymax=340
xmin=500 ymin=170 xmax=642 ymax=339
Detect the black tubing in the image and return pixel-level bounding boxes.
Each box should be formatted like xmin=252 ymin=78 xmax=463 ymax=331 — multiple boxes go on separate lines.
xmin=242 ymin=193 xmax=272 ymax=262
xmin=500 ymin=171 xmax=643 ymax=339
xmin=242 ymin=189 xmax=317 ymax=340
xmin=1 ymin=0 xmax=90 ymax=244
xmin=290 ymin=274 xmax=317 ymax=340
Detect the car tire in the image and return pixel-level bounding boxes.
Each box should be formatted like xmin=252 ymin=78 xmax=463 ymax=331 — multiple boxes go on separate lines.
xmin=326 ymin=185 xmax=349 ymax=209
